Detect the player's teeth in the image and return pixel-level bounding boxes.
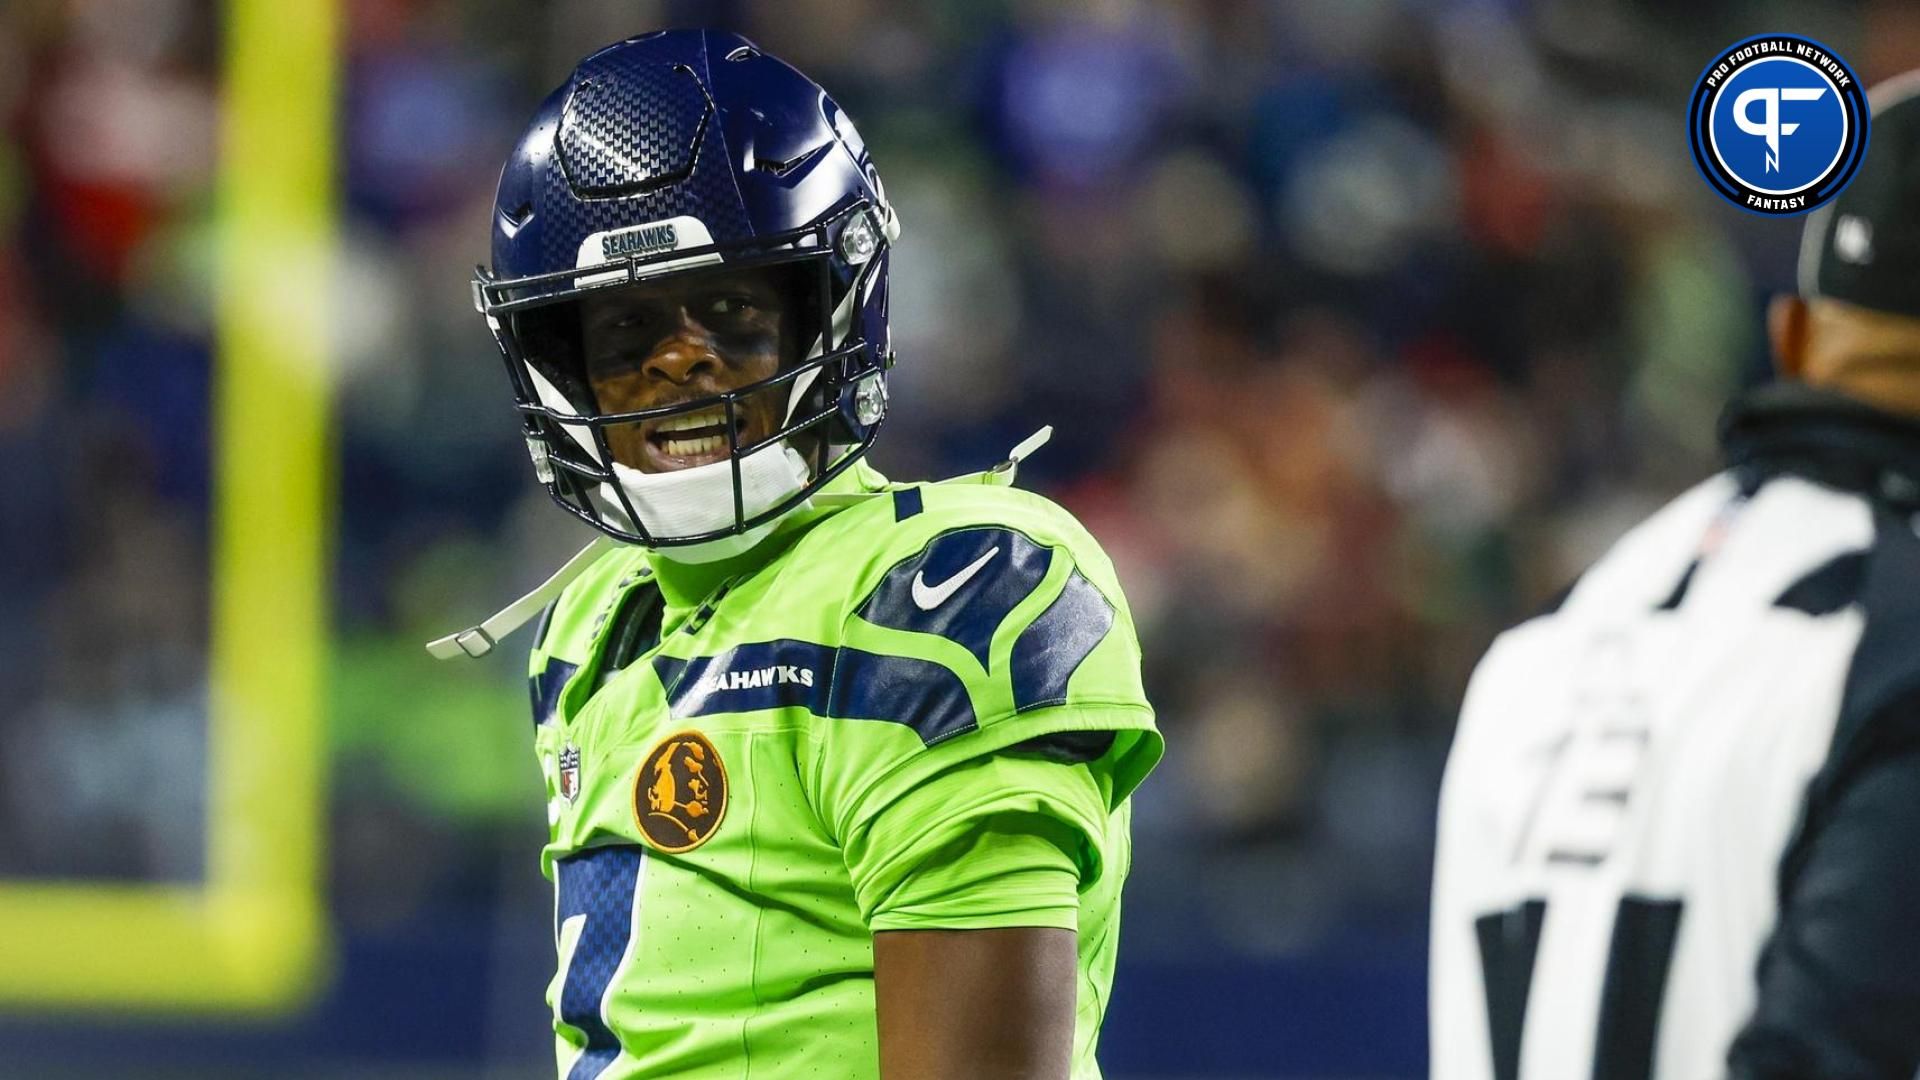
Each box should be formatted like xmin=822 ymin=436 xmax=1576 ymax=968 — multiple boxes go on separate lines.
xmin=659 ymin=409 xmax=725 ymax=433
xmin=664 ymin=434 xmax=725 ymax=457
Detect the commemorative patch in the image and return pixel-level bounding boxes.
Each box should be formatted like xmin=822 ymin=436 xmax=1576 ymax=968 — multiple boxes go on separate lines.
xmin=634 ymin=731 xmax=728 ymax=853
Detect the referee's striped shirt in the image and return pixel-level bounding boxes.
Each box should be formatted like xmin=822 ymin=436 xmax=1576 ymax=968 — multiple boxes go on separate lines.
xmin=1433 ymin=383 xmax=1920 ymax=1080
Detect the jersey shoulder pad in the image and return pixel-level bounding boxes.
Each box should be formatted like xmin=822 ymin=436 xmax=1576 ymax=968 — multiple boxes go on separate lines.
xmin=793 ymin=484 xmax=1161 ymax=833
xmin=526 ymin=544 xmax=648 ymax=726
xmin=529 ymin=544 xmax=648 ymax=669
xmin=816 ymin=480 xmax=1130 ymax=624
xmin=795 ymin=480 xmax=1151 ymax=742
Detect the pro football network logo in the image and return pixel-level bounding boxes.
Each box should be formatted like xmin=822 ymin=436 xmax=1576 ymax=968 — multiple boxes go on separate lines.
xmin=1688 ymin=35 xmax=1869 ymax=215
xmin=634 ymin=731 xmax=728 ymax=853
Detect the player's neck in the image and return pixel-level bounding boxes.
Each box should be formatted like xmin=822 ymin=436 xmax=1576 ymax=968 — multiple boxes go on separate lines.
xmin=648 ymin=528 xmax=793 ymax=610
xmin=645 ymin=458 xmax=890 ymax=609
xmin=1803 ymin=367 xmax=1920 ymax=420
xmin=1799 ymin=302 xmax=1920 ymax=419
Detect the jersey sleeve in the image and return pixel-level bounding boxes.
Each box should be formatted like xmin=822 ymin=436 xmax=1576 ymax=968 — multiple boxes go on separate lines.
xmin=849 ymin=751 xmax=1105 ymax=931
xmin=797 ymin=488 xmax=1162 ymax=917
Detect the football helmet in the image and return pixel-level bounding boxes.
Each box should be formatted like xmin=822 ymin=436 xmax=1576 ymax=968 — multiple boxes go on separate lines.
xmin=475 ymin=29 xmax=899 ymax=554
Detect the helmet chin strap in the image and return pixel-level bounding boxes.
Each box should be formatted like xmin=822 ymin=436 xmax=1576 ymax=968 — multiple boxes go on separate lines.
xmin=592 ymin=443 xmax=814 ymax=564
xmin=421 ymin=442 xmax=809 ymax=660
xmin=427 ymin=426 xmax=1049 ymax=662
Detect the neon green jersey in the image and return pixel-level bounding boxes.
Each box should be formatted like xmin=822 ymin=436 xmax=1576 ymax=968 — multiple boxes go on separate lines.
xmin=526 ymin=463 xmax=1161 ymax=1079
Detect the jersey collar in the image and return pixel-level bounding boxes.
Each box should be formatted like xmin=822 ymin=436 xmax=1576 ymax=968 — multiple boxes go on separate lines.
xmin=1722 ymin=382 xmax=1920 ymax=508
xmin=645 ymin=458 xmax=892 ymax=611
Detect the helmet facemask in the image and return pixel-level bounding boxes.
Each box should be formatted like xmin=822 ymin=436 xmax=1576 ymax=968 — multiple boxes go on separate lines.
xmin=474 ymin=201 xmax=894 ymax=555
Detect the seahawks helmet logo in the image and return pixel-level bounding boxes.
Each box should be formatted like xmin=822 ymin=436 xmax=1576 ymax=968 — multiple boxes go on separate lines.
xmin=600 ymin=222 xmax=679 ymax=261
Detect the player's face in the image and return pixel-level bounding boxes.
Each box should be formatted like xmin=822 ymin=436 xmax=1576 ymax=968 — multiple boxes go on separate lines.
xmin=580 ymin=265 xmax=797 ymax=473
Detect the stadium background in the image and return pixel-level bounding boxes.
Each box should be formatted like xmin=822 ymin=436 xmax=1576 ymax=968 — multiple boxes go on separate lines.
xmin=1 ymin=0 xmax=1914 ymax=1076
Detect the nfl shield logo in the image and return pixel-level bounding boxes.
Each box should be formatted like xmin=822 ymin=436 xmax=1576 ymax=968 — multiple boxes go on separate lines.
xmin=558 ymin=744 xmax=582 ymax=804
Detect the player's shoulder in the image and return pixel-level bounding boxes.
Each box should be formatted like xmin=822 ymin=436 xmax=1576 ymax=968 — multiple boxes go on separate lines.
xmin=908 ymin=475 xmax=1101 ymax=541
xmin=793 ymin=476 xmax=1158 ymax=828
xmin=1460 ymin=474 xmax=1748 ymax=722
xmin=794 ymin=476 xmax=1127 ymax=618
xmin=1547 ymin=472 xmax=1745 ymax=622
xmin=529 ymin=542 xmax=651 ymax=671
xmin=775 ymin=472 xmax=1149 ymax=732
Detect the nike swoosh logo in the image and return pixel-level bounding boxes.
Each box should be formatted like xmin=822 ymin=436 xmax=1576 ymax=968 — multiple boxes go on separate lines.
xmin=911 ymin=547 xmax=1000 ymax=611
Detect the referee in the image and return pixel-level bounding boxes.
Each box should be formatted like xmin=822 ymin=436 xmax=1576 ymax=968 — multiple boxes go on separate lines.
xmin=1432 ymin=75 xmax=1920 ymax=1080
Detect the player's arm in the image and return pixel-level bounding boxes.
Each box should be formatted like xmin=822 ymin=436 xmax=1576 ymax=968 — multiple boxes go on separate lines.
xmin=1726 ymin=713 xmax=1920 ymax=1079
xmin=815 ymin=508 xmax=1162 ymax=1075
xmin=875 ymin=925 xmax=1077 ymax=1080
xmin=838 ymin=752 xmax=1112 ymax=1079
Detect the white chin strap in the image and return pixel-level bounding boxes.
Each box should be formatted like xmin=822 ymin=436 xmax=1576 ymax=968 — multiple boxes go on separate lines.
xmin=591 ymin=443 xmax=814 ymax=563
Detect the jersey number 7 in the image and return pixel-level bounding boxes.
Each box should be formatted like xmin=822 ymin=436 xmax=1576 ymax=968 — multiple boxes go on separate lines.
xmin=553 ymin=847 xmax=647 ymax=1080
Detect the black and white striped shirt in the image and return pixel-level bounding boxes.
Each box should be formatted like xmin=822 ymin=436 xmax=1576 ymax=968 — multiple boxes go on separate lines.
xmin=1433 ymin=384 xmax=1920 ymax=1080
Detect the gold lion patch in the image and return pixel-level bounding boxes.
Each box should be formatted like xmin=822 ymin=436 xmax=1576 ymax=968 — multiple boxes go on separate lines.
xmin=633 ymin=731 xmax=728 ymax=853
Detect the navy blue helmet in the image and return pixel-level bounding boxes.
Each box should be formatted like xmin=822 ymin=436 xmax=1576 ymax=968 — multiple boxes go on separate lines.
xmin=475 ymin=29 xmax=899 ymax=548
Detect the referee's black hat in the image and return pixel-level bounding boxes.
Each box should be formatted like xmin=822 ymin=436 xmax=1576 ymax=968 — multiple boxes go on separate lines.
xmin=1800 ymin=72 xmax=1920 ymax=318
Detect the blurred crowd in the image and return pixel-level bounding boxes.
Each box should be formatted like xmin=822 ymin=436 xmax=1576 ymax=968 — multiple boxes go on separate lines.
xmin=5 ymin=0 xmax=1920 ymax=1058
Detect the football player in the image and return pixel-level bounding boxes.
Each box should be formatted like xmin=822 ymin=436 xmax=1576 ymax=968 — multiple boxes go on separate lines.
xmin=1431 ymin=75 xmax=1920 ymax=1079
xmin=430 ymin=30 xmax=1161 ymax=1080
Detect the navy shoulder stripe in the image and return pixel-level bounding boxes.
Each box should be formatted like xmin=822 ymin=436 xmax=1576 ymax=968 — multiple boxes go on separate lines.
xmin=652 ymin=640 xmax=833 ymax=719
xmin=830 ymin=647 xmax=977 ymax=745
xmin=1010 ymin=570 xmax=1114 ymax=712
xmin=892 ymin=486 xmax=923 ymax=521
xmin=531 ymin=598 xmax=560 ymax=650
xmin=528 ymin=598 xmax=573 ymax=727
xmin=856 ymin=526 xmax=1053 ymax=669
xmin=531 ymin=657 xmax=580 ymax=728
xmin=651 ymin=639 xmax=977 ymax=745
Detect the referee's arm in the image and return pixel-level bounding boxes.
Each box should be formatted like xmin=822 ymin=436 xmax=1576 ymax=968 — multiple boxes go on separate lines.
xmin=1727 ymin=708 xmax=1920 ymax=1080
